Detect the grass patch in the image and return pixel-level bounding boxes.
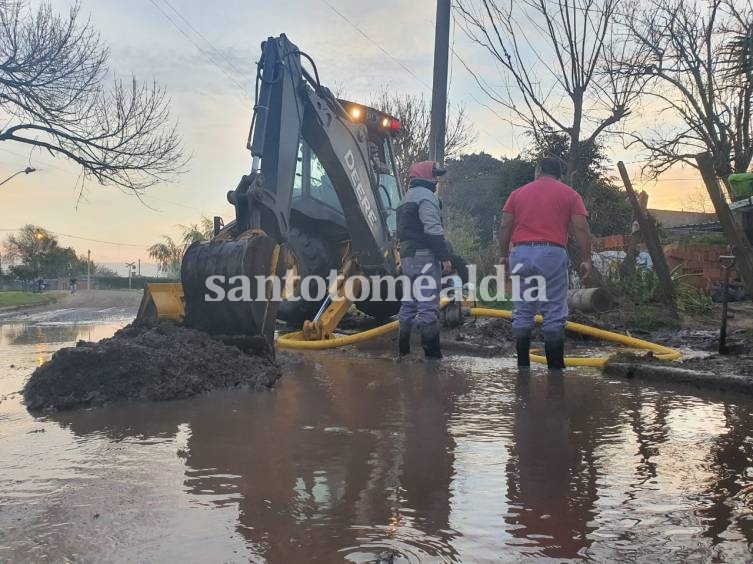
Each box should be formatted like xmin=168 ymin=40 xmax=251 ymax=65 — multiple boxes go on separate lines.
xmin=0 ymin=291 xmax=57 ymax=308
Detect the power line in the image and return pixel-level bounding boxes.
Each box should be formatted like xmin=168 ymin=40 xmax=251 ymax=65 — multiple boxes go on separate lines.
xmin=318 ymin=0 xmax=514 ymax=150
xmin=147 ymin=0 xmax=250 ymax=104
xmin=0 ymin=147 xmax=73 ymax=175
xmin=1 ymin=147 xmax=212 ymax=214
xmin=147 ymin=194 xmax=207 ymax=213
xmin=0 ymin=228 xmax=151 ymax=248
xmin=50 ymin=231 xmax=151 ymax=248
xmin=319 ymin=0 xmax=431 ymax=89
xmin=160 ymin=0 xmax=252 ymax=93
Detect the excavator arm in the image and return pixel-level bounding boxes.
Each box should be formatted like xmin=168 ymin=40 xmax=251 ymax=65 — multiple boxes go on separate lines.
xmin=176 ymin=34 xmax=399 ymax=351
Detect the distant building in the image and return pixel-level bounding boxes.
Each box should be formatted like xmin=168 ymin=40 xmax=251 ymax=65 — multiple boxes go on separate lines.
xmin=648 ymin=209 xmax=717 ymax=229
xmin=648 ymin=208 xmax=723 ymax=239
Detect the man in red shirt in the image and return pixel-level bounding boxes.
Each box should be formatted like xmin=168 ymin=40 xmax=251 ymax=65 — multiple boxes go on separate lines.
xmin=498 ymin=157 xmax=592 ymax=369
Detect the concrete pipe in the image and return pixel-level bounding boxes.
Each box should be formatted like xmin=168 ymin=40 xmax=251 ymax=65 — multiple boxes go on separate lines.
xmin=567 ymin=288 xmax=611 ymax=313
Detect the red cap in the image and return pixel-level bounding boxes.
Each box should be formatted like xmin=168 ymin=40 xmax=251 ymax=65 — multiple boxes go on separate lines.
xmin=408 ymin=161 xmax=446 ymax=181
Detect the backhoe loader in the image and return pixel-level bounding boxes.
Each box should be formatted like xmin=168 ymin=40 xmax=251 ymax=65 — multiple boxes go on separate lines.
xmin=138 ymin=34 xmax=414 ymax=352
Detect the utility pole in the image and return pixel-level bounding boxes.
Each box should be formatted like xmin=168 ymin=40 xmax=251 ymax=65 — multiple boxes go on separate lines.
xmin=695 ymin=152 xmax=753 ymax=297
xmin=87 ymin=249 xmax=91 ymax=290
xmin=617 ymin=161 xmax=678 ymax=318
xmin=138 ymin=259 xmax=141 ymax=277
xmin=429 ymin=0 xmax=451 ymax=166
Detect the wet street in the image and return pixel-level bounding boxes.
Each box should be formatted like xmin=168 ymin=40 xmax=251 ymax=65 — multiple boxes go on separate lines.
xmin=2 ymin=305 xmax=753 ymax=562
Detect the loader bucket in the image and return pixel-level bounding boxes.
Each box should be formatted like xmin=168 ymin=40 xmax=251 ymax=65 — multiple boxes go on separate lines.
xmin=180 ymin=233 xmax=287 ymax=352
xmin=137 ymin=283 xmax=185 ymax=324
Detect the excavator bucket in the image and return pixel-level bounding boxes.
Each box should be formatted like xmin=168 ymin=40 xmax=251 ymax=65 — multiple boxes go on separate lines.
xmin=180 ymin=233 xmax=286 ymax=353
xmin=137 ymin=283 xmax=185 ymax=324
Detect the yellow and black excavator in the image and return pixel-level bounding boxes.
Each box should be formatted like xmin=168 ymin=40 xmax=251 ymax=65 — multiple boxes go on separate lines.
xmin=137 ymin=34 xmax=415 ymax=353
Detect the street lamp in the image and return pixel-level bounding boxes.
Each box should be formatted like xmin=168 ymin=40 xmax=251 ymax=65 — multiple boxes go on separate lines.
xmin=125 ymin=261 xmax=136 ymax=290
xmin=0 ymin=167 xmax=36 ymax=187
xmin=32 ymin=229 xmax=47 ymax=279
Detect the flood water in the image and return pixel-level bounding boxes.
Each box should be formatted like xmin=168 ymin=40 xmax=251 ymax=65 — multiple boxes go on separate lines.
xmin=2 ymin=310 xmax=753 ymax=562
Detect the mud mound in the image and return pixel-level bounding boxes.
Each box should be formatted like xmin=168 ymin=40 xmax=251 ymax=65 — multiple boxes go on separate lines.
xmin=458 ymin=317 xmax=514 ymax=345
xmin=23 ymin=323 xmax=281 ymax=411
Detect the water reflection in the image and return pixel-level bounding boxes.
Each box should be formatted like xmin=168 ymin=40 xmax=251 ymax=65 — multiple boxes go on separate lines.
xmin=0 ymin=322 xmax=118 ymax=346
xmin=49 ymin=356 xmax=468 ymax=561
xmin=700 ymin=403 xmax=753 ymax=546
xmin=504 ymin=371 xmax=627 ymax=558
xmin=28 ymin=352 xmax=753 ymax=562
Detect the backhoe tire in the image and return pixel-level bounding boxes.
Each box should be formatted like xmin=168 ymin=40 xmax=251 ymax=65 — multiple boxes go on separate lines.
xmin=277 ymin=227 xmax=336 ymax=327
xmin=355 ymin=277 xmax=402 ymax=321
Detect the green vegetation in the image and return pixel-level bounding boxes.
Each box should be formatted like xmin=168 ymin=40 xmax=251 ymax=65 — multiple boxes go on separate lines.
xmin=605 ymin=264 xmax=714 ymax=329
xmin=0 ymin=291 xmax=57 ymax=308
xmin=149 ymin=218 xmax=215 ymax=278
xmin=441 ymin=130 xmax=632 ymax=278
xmin=1 ymin=225 xmax=112 ymax=281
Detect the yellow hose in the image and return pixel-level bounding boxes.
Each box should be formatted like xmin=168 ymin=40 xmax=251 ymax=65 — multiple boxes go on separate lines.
xmin=468 ymin=307 xmax=681 ymax=367
xmin=276 ymin=306 xmax=682 ymax=367
xmin=277 ymin=320 xmax=399 ymax=350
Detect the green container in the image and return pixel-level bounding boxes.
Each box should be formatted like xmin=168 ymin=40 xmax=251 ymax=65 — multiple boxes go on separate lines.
xmin=728 ymin=172 xmax=753 ymax=200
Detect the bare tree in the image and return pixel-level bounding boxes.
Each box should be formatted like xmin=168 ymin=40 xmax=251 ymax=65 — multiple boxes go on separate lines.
xmin=455 ymin=0 xmax=646 ymax=182
xmin=624 ymin=0 xmax=753 ymax=192
xmin=0 ymin=1 xmax=185 ymax=193
xmin=370 ymin=90 xmax=476 ymax=185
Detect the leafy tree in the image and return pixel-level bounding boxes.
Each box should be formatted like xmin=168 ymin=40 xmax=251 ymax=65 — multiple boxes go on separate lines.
xmin=148 ymin=236 xmax=183 ymax=279
xmin=94 ymin=264 xmax=118 ymax=277
xmin=442 ymin=152 xmax=534 ymax=245
xmin=0 ymin=1 xmax=184 ymax=192
xmin=148 ymin=218 xmax=214 ymax=278
xmin=443 ymin=208 xmax=482 ymax=260
xmin=442 ymin=130 xmax=631 ymax=257
xmin=9 ymin=264 xmax=35 ymax=281
xmin=179 ymin=217 xmax=215 ymax=246
xmin=528 ymin=127 xmax=631 ymax=236
xmin=727 ymin=28 xmax=753 ymax=77
xmin=3 ymin=225 xmax=89 ymax=277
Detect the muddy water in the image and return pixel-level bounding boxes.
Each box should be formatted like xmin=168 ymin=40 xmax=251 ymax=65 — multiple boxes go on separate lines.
xmin=2 ymin=317 xmax=753 ymax=563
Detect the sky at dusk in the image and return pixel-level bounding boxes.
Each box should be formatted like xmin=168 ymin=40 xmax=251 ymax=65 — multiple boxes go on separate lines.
xmin=0 ymin=0 xmax=709 ymax=274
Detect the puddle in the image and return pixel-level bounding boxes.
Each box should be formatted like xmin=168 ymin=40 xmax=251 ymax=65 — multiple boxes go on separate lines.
xmin=1 ymin=312 xmax=753 ymax=562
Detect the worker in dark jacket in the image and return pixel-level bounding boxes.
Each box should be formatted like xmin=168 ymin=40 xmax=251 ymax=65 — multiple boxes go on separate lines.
xmin=397 ymin=161 xmax=453 ymax=358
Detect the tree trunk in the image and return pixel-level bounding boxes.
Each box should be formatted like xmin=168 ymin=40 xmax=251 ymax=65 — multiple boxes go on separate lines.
xmin=564 ymin=101 xmax=607 ymax=287
xmin=617 ymin=162 xmax=678 ymax=318
xmin=695 ymin=151 xmax=753 ymax=297
xmin=566 ymin=94 xmax=583 ymax=185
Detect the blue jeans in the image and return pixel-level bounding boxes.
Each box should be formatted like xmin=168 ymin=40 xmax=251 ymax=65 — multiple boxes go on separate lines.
xmin=399 ymin=254 xmax=441 ymax=326
xmin=510 ymin=245 xmax=569 ymax=336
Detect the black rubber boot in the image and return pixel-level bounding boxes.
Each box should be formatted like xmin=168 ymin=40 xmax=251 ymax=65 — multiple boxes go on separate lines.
xmin=514 ymin=330 xmax=532 ymax=368
xmin=398 ymin=322 xmax=412 ymax=356
xmin=544 ymin=331 xmax=566 ymax=371
xmin=420 ymin=322 xmax=442 ymax=359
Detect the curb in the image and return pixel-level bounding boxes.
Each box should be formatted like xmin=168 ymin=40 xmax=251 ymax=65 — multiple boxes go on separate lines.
xmin=603 ymin=362 xmax=753 ymax=395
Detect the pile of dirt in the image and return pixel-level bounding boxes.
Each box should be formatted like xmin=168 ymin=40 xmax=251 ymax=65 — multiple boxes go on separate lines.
xmin=23 ymin=322 xmax=281 ymax=411
xmin=456 ymin=317 xmax=514 ymax=347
